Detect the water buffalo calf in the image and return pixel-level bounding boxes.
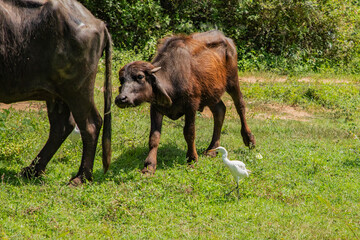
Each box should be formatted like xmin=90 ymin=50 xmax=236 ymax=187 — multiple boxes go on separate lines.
xmin=115 ymin=30 xmax=255 ymax=173
xmin=0 ymin=0 xmax=112 ymax=185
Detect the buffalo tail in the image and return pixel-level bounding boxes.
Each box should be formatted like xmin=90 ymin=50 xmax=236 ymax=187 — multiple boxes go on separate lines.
xmin=102 ymin=27 xmax=112 ymax=173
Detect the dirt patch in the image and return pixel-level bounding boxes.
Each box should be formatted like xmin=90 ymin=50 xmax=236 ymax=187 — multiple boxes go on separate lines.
xmin=251 ymin=104 xmax=312 ymax=121
xmin=201 ymin=101 xmax=312 ymax=122
xmin=240 ymin=76 xmax=287 ymax=83
xmin=240 ymin=76 xmax=351 ymax=84
xmin=0 ymin=101 xmax=46 ymax=111
xmin=298 ymin=77 xmax=350 ymax=84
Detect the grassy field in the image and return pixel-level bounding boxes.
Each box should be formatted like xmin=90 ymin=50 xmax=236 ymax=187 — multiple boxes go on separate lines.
xmin=0 ymin=67 xmax=360 ymax=239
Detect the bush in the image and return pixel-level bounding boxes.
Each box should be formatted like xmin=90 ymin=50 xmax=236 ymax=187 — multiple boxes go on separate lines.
xmin=79 ymin=0 xmax=172 ymax=59
xmin=79 ymin=0 xmax=360 ymax=74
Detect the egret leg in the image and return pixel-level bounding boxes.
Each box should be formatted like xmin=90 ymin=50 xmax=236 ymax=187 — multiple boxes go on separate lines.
xmin=225 ymin=183 xmax=240 ymax=200
xmin=225 ymin=185 xmax=237 ymax=196
xmin=236 ymin=182 xmax=240 ymax=200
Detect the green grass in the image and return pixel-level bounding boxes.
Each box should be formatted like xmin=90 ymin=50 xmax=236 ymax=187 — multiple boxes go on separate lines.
xmin=0 ymin=65 xmax=360 ymax=239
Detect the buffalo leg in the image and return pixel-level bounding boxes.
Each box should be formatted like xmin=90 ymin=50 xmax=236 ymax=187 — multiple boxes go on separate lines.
xmin=184 ymin=109 xmax=198 ymax=164
xmin=227 ymin=85 xmax=255 ymax=148
xmin=68 ymin=100 xmax=102 ymax=185
xmin=22 ymin=99 xmax=75 ymax=178
xmin=204 ymin=100 xmax=226 ymax=156
xmin=142 ymin=105 xmax=163 ymax=174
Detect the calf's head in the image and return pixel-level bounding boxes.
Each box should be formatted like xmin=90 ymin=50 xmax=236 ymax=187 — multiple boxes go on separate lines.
xmin=115 ymin=61 xmax=172 ymax=108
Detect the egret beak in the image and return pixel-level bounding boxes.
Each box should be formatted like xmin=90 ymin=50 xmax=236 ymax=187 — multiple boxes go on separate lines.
xmin=208 ymin=149 xmax=217 ymax=153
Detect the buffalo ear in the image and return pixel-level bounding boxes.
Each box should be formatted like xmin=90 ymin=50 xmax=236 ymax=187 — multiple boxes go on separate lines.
xmin=150 ymin=69 xmax=172 ymax=107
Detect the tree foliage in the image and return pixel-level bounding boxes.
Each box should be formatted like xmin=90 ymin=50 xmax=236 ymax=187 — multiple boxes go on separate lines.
xmin=79 ymin=0 xmax=360 ymax=73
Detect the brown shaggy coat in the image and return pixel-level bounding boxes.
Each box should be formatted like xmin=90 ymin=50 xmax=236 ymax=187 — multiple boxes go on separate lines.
xmin=115 ymin=30 xmax=254 ymax=173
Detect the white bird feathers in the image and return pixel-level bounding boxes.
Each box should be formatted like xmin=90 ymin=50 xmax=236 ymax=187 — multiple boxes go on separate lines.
xmin=209 ymin=146 xmax=251 ymax=198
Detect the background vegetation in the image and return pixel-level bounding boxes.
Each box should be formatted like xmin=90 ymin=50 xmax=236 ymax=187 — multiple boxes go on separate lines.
xmin=79 ymin=0 xmax=360 ymax=74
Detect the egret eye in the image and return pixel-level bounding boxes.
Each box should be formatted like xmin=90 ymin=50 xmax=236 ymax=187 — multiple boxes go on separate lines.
xmin=137 ymin=75 xmax=144 ymax=80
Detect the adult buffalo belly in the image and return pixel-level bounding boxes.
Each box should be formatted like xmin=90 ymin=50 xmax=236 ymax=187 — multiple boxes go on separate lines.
xmin=0 ymin=75 xmax=56 ymax=104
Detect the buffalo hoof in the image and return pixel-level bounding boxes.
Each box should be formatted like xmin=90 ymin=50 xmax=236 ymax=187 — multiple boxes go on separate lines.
xmin=242 ymin=132 xmax=256 ymax=149
xmin=204 ymin=149 xmax=217 ymax=157
xmin=68 ymin=176 xmax=85 ymax=187
xmin=186 ymin=157 xmax=198 ymax=169
xmin=187 ymin=163 xmax=195 ymax=169
xmin=20 ymin=166 xmax=43 ymax=179
xmin=186 ymin=157 xmax=198 ymax=164
xmin=141 ymin=165 xmax=156 ymax=175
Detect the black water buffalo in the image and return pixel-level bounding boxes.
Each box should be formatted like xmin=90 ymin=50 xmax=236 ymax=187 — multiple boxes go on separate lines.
xmin=0 ymin=0 xmax=112 ymax=185
xmin=115 ymin=30 xmax=255 ymax=174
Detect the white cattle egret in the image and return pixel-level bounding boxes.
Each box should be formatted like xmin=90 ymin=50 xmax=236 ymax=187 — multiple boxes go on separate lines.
xmin=209 ymin=146 xmax=250 ymax=199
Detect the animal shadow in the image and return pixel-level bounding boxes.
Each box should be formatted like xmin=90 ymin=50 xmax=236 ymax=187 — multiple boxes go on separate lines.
xmin=93 ymin=143 xmax=186 ymax=183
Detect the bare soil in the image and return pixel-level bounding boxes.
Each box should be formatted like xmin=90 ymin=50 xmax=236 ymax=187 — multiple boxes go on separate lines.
xmin=0 ymin=102 xmax=46 ymax=111
xmin=201 ymin=102 xmax=312 ymax=122
xmin=240 ymin=76 xmax=351 ymax=84
xmin=249 ymin=103 xmax=312 ymax=121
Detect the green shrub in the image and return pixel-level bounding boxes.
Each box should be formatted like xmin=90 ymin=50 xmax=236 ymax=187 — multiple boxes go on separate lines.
xmin=79 ymin=0 xmax=360 ymax=74
xmin=79 ymin=0 xmax=172 ymax=59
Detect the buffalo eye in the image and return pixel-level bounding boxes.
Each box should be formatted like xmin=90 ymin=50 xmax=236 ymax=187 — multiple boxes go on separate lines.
xmin=119 ymin=77 xmax=125 ymax=85
xmin=137 ymin=75 xmax=144 ymax=80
